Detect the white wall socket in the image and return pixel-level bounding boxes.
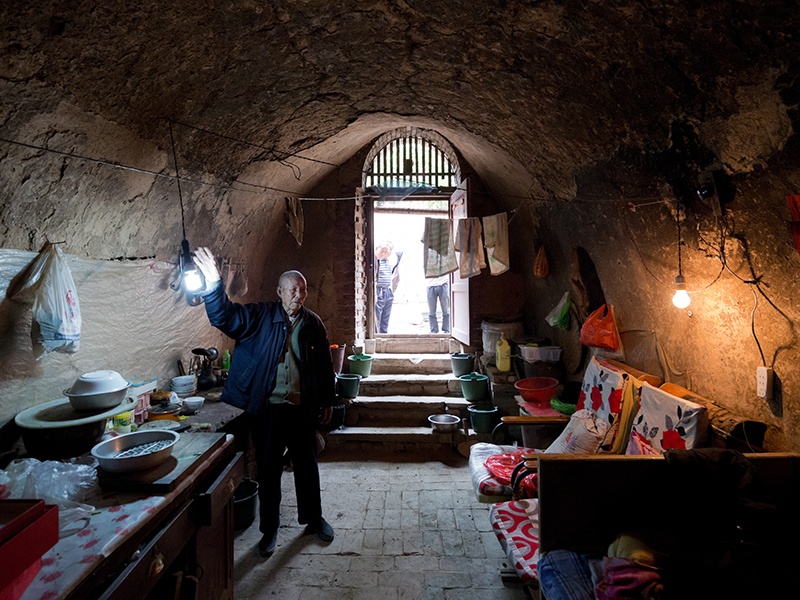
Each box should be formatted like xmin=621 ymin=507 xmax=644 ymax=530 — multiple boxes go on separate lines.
xmin=756 ymin=366 xmax=773 ymax=399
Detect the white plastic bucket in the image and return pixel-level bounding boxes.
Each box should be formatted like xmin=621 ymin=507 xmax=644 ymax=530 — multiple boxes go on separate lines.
xmin=481 ymin=320 xmax=524 ymax=364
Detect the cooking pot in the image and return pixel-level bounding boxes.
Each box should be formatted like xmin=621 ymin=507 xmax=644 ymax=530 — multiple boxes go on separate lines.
xmin=146 ymin=402 xmax=182 ymax=421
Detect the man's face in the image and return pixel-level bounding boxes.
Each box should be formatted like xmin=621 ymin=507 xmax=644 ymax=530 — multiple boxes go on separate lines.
xmin=376 ymin=245 xmax=390 ymax=260
xmin=277 ymin=277 xmax=307 ymax=316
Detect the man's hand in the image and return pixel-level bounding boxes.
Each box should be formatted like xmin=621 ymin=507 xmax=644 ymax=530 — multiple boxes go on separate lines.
xmin=193 ymin=247 xmax=221 ymax=286
xmin=319 ymin=406 xmax=333 ymax=426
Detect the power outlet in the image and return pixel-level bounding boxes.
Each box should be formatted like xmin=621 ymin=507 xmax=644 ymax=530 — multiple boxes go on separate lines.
xmin=756 ymin=366 xmax=773 ymax=399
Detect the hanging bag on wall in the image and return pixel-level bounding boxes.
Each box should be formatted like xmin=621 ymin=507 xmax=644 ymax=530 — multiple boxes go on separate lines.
xmin=8 ymin=242 xmax=81 ymax=359
xmin=579 ymin=304 xmax=619 ymax=351
xmin=545 ymin=291 xmax=571 ymax=331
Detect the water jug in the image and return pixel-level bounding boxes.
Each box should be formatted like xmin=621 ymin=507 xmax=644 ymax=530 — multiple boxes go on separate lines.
xmin=496 ymin=333 xmax=511 ymax=372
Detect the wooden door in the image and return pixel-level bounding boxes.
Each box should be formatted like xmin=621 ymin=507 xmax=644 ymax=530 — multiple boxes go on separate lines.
xmin=450 ymin=180 xmax=470 ymax=345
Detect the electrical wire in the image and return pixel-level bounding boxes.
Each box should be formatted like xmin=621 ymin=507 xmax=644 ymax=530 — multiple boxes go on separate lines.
xmin=168 ymin=121 xmax=187 ymax=240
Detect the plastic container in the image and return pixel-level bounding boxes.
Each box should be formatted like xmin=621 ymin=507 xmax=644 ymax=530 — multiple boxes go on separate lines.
xmin=518 ymin=345 xmax=562 ymax=363
xmin=112 ymin=411 xmax=132 ymax=434
xmin=330 ymin=344 xmax=346 ymax=374
xmin=514 ymin=377 xmax=559 ymax=403
xmin=468 ymin=404 xmax=499 ymax=433
xmin=495 ymin=334 xmax=511 ymax=372
xmin=450 ymin=353 xmax=475 ymax=377
xmin=336 ymin=373 xmax=362 ymax=399
xmin=347 ymin=354 xmax=373 ymax=378
xmin=233 ymin=478 xmax=259 ymax=531
xmin=481 ymin=320 xmax=524 ymax=364
xmin=459 ymin=372 xmax=489 ymax=402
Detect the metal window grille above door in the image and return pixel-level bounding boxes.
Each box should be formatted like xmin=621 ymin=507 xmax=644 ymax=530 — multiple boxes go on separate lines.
xmin=364 ymin=131 xmax=459 ymax=189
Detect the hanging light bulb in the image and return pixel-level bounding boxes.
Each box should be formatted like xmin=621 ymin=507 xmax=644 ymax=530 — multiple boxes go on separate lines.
xmin=672 ymin=201 xmax=690 ymax=309
xmin=672 ymin=274 xmax=690 ymax=308
xmin=181 ymin=239 xmax=205 ymax=293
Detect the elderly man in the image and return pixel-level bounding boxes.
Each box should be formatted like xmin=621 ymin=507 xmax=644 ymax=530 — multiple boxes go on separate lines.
xmin=194 ymin=247 xmax=336 ymax=558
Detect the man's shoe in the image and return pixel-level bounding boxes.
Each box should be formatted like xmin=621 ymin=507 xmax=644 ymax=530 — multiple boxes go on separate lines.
xmin=258 ymin=530 xmax=278 ymax=557
xmin=305 ymin=517 xmax=334 ymax=542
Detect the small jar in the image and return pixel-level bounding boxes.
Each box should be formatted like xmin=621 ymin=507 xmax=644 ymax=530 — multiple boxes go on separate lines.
xmin=113 ymin=411 xmax=133 ymax=434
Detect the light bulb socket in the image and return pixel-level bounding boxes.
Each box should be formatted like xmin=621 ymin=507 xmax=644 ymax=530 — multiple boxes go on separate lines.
xmin=674 ymin=274 xmax=686 ymax=289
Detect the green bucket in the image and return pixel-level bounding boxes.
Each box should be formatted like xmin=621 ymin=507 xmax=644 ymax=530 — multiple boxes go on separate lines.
xmin=459 ymin=372 xmax=489 ymax=402
xmin=450 ymin=353 xmax=475 ymax=377
xmin=336 ymin=373 xmax=362 ymax=399
xmin=347 ymin=354 xmax=373 ymax=378
xmin=468 ymin=403 xmax=499 ymax=434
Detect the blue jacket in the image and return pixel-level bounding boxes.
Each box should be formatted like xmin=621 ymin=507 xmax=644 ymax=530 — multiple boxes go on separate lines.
xmin=202 ymin=283 xmax=336 ymax=415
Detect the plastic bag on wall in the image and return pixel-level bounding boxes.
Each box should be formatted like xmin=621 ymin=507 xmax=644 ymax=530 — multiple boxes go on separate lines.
xmin=8 ymin=242 xmax=81 ymax=359
xmin=533 ymin=246 xmax=549 ymax=278
xmin=545 ymin=291 xmax=571 ymax=330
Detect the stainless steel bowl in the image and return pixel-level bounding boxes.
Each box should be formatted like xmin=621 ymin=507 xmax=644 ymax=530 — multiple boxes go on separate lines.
xmin=428 ymin=413 xmax=461 ymax=433
xmin=91 ymin=430 xmax=180 ymax=473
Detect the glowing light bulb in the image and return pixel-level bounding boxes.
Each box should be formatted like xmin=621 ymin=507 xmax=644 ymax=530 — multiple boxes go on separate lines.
xmin=183 ymin=267 xmax=204 ymax=292
xmin=672 ymin=275 xmax=690 ymax=308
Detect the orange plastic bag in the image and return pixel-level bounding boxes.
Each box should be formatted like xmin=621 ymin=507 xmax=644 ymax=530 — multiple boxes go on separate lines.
xmin=579 ymin=304 xmax=619 ymax=350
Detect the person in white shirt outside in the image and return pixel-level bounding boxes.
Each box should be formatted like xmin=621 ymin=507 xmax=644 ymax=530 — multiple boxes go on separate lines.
xmin=374 ymin=241 xmax=402 ymax=333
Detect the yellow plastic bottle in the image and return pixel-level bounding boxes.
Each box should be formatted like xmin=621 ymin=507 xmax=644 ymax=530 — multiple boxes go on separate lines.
xmin=496 ymin=333 xmax=511 ymax=372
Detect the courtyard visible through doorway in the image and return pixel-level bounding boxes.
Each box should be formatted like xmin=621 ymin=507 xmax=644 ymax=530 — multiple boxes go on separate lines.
xmin=373 ymin=202 xmax=449 ymax=336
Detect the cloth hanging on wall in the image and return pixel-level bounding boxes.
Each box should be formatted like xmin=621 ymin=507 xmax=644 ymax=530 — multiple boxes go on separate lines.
xmin=422 ymin=217 xmax=458 ymax=277
xmin=284 ymin=196 xmax=304 ymax=246
xmin=454 ymin=217 xmax=486 ymax=278
xmin=482 ymin=212 xmax=509 ymax=275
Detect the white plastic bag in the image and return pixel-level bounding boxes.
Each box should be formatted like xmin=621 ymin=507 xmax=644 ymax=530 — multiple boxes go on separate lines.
xmin=8 ymin=242 xmax=81 ymax=359
xmin=545 ymin=291 xmax=571 ymax=330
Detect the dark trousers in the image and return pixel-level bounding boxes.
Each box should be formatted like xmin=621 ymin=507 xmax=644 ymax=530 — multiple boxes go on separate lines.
xmin=375 ymin=286 xmax=394 ymax=333
xmin=250 ymin=403 xmax=322 ymax=535
xmin=426 ymin=284 xmax=450 ymax=333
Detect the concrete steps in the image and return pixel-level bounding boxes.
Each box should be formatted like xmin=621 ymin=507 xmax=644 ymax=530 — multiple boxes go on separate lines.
xmin=343 ymin=395 xmax=470 ymax=427
xmin=327 ymin=342 xmax=485 ymax=453
xmin=369 ymin=352 xmax=452 ymax=375
xmin=358 ymin=373 xmax=462 ymax=397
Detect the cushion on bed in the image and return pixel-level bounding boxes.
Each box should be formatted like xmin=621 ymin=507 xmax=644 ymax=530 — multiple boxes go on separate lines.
xmin=575 ymin=357 xmax=637 ymax=453
xmin=489 ymin=499 xmax=541 ymax=583
xmin=469 ymin=442 xmax=533 ymax=502
xmin=627 ymin=382 xmax=708 ymax=453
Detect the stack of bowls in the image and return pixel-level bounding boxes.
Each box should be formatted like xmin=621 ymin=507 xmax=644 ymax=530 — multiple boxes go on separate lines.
xmin=171 ymin=375 xmax=197 ymax=399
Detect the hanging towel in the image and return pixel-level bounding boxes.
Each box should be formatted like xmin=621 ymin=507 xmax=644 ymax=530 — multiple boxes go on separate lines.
xmin=284 ymin=196 xmax=304 ymax=246
xmin=483 ymin=212 xmax=509 ymax=275
xmin=455 ymin=217 xmax=486 ymax=278
xmin=422 ymin=217 xmax=458 ymax=277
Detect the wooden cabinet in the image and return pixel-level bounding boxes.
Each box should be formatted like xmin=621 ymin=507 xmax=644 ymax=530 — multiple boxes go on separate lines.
xmin=94 ymin=445 xmax=244 ymax=600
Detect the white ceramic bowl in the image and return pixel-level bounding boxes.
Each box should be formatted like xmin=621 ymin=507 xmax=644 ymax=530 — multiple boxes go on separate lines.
xmin=67 ymin=370 xmax=128 ymax=395
xmin=181 ymin=396 xmax=204 ymax=414
xmin=64 ymin=370 xmax=130 ymax=411
xmin=172 ymin=375 xmax=196 ymax=387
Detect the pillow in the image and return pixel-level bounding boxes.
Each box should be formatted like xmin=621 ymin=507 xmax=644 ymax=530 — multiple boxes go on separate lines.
xmin=628 ymin=383 xmax=708 ymax=453
xmin=545 ymin=409 xmax=609 ymax=454
xmin=576 ymin=356 xmax=626 ymax=423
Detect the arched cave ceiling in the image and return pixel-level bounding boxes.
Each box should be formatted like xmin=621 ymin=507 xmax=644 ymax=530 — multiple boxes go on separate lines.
xmin=1 ymin=0 xmax=799 ymax=209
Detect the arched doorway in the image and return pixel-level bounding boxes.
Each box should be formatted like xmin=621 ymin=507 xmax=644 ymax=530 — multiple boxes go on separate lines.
xmin=354 ymin=127 xmax=468 ymax=343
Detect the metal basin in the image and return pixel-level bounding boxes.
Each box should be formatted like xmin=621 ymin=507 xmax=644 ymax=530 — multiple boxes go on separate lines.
xmin=428 ymin=413 xmax=461 ymax=433
xmin=91 ymin=430 xmax=180 ymax=473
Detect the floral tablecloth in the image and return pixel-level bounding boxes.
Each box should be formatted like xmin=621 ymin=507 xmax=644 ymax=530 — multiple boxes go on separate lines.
xmin=20 ymin=491 xmax=167 ymax=600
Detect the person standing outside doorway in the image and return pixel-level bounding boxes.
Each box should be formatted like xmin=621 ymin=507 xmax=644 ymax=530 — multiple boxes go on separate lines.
xmin=426 ymin=273 xmax=450 ymax=334
xmin=375 ymin=241 xmax=402 ymax=333
xmin=193 ymin=247 xmax=336 ymax=559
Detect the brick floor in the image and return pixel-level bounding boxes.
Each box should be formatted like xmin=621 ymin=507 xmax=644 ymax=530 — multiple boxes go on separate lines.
xmin=233 ymin=449 xmax=527 ymax=599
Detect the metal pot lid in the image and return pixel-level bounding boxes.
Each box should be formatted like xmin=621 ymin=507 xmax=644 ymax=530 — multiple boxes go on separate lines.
xmin=15 ymin=396 xmax=137 ymax=429
xmin=147 ymin=403 xmax=181 ymax=415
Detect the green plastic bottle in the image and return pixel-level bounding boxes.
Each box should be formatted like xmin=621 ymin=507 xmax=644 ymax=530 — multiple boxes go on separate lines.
xmin=222 ymin=349 xmax=231 ymax=370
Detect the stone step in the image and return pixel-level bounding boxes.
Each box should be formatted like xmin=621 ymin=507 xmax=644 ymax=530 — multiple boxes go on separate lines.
xmin=358 ymin=373 xmax=462 ymax=397
xmin=344 ymin=395 xmax=470 ymax=427
xmin=367 ymin=336 xmax=459 ymax=355
xmin=369 ymin=352 xmax=452 ymax=375
xmin=324 ymin=425 xmax=491 ymax=454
